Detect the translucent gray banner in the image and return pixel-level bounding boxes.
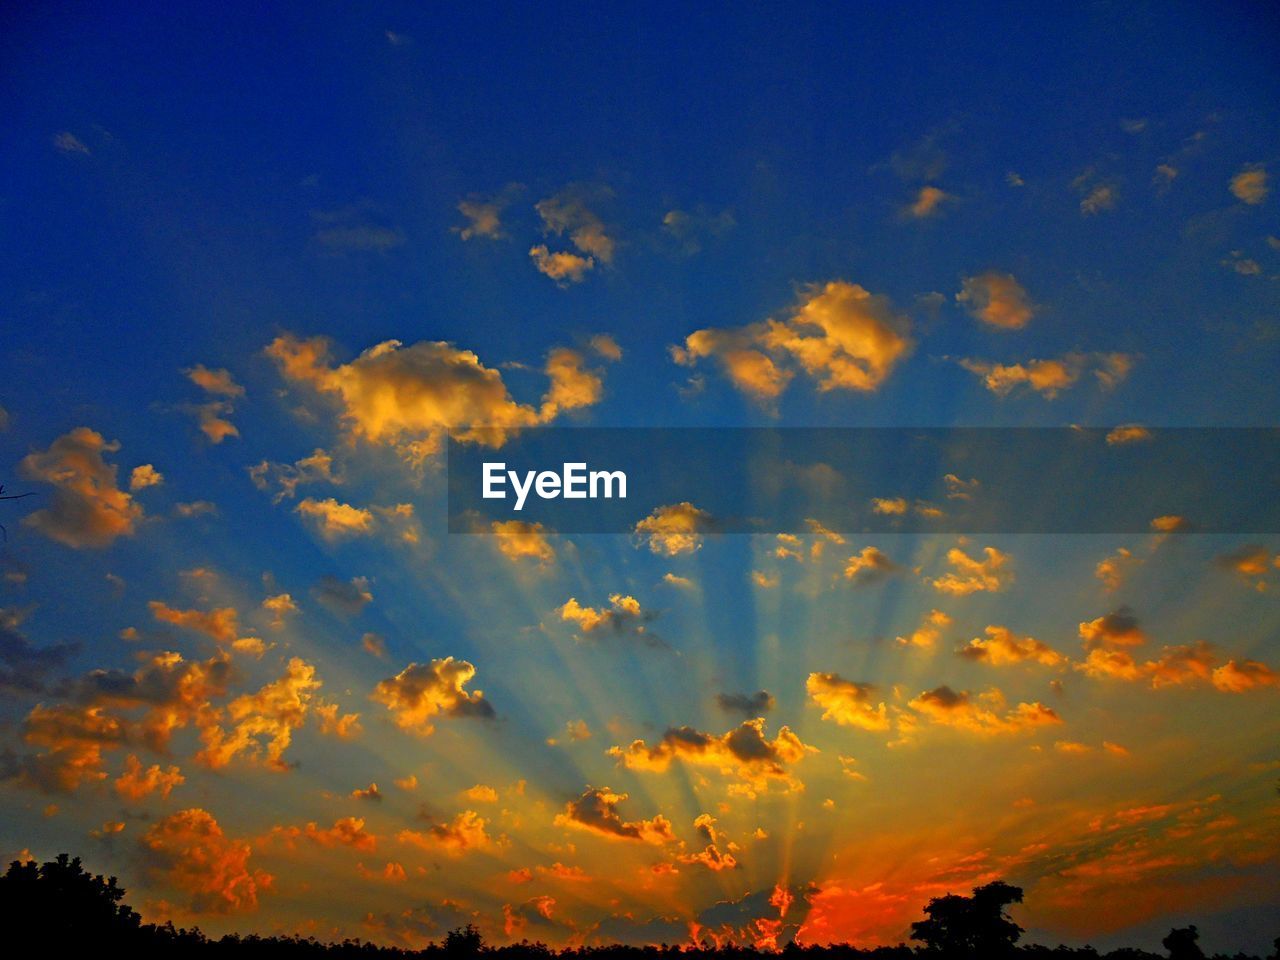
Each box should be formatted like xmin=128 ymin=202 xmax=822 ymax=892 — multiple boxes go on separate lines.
xmin=446 ymin=428 xmax=1280 ymax=534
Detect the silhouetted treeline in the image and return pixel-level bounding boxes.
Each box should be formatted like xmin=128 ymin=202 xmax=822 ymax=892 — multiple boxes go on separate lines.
xmin=2 ymin=854 xmax=1276 ymax=960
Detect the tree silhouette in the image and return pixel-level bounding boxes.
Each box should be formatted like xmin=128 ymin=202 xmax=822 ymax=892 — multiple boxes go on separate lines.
xmin=0 ymin=854 xmax=142 ymax=948
xmin=1162 ymin=925 xmax=1204 ymax=960
xmin=445 ymin=923 xmax=486 ymax=956
xmin=910 ymin=880 xmax=1025 ymax=957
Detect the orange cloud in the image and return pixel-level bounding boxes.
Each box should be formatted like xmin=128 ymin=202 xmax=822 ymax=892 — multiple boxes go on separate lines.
xmin=18 ymin=427 xmax=143 ymax=548
xmin=491 ymin=520 xmax=555 ymax=565
xmin=399 ymin=810 xmax=490 ymax=854
xmin=554 ymin=787 xmax=675 ymax=844
xmin=958 ymin=626 xmax=1066 ymax=667
xmin=609 ymin=718 xmax=813 ymax=795
xmin=141 ymin=808 xmax=272 ymax=914
xmin=907 ymin=686 xmax=1062 ymax=736
xmin=806 ymin=674 xmax=890 ymax=731
xmin=930 ymin=545 xmax=1012 ymax=595
xmin=115 ymin=754 xmax=184 ymax=801
xmin=634 ymin=502 xmax=712 ymax=555
xmin=957 ymin=272 xmax=1034 ymax=329
xmin=672 ymin=281 xmax=913 ymax=400
xmin=266 ymin=333 xmax=605 ymax=464
xmin=197 ymin=657 xmax=320 ymax=770
xmin=371 ymin=658 xmax=494 ymax=736
xmin=149 ymin=601 xmax=240 ymax=645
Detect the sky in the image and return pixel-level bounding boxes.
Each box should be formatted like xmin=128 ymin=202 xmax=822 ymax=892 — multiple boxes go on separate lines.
xmin=2 ymin=0 xmax=1279 ymax=953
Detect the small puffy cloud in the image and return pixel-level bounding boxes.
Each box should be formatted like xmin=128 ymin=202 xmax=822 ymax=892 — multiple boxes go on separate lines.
xmin=115 ymin=754 xmax=184 ymax=801
xmin=1214 ymin=544 xmax=1277 ymax=588
xmin=197 ymin=657 xmax=321 ymax=770
xmin=806 ymin=673 xmax=889 ymax=731
xmin=1106 ymin=425 xmax=1152 ymax=446
xmin=957 ymin=273 xmax=1034 ymax=329
xmin=184 ymin=365 xmax=244 ymax=443
xmin=907 ymin=686 xmax=1061 ymax=736
xmin=870 ymin=497 xmax=908 ymax=515
xmin=19 ymin=427 xmax=143 ymax=548
xmin=312 ymin=575 xmax=373 ymax=618
xmin=1095 ymin=547 xmax=1140 ymax=592
xmin=1151 ymin=514 xmax=1189 ymax=533
xmin=464 ymin=784 xmax=499 ymax=803
xmin=54 ymin=131 xmax=90 ymax=154
xmin=491 ymin=520 xmax=556 ymax=565
xmin=672 ymin=281 xmax=913 ymax=401
xmin=315 ymin=701 xmax=362 ymax=739
xmin=896 ymin=609 xmax=951 ymax=650
xmin=455 ymin=183 xmax=522 ymax=240
xmin=558 ymin=595 xmax=654 ymax=644
xmin=149 ymin=601 xmax=240 ymax=645
xmin=529 ymin=245 xmax=594 ymax=283
xmin=609 ymin=718 xmax=813 ymax=795
xmin=536 ymin=185 xmax=615 ymax=263
xmin=905 ymin=185 xmax=951 ymax=218
xmin=141 ymin=808 xmax=272 ymax=913
xmin=129 ymin=464 xmax=164 ymax=491
xmin=715 ymin=690 xmax=775 ymax=716
xmin=1079 ymin=608 xmax=1145 ymax=650
xmin=186 ymin=365 xmax=244 ymax=398
xmin=589 ymin=333 xmax=623 ymax=361
xmin=362 ymin=632 xmax=388 ymax=658
xmin=1080 ymin=184 xmax=1117 ymax=215
xmin=554 ymin=787 xmax=675 ymax=844
xmin=144 ymin=603 xmax=237 ymax=651
xmin=1212 ymin=659 xmax=1280 ymax=692
xmin=261 ymin=593 xmax=298 ymax=630
xmin=634 ymin=501 xmax=712 ymax=555
xmin=351 ymin=782 xmax=382 ymax=802
xmin=272 ymin=816 xmax=377 ymax=852
xmin=1230 ymin=164 xmax=1268 ymax=205
xmin=371 ymin=658 xmax=494 ymax=736
xmin=843 ymin=546 xmax=900 ymax=585
xmin=248 ymin=448 xmax=340 ymax=503
xmin=266 ymin=333 xmax=604 ymax=463
xmin=930 ymin=545 xmax=1012 ymax=595
xmin=957 ymin=352 xmax=1134 ymax=398
xmin=311 ymin=205 xmax=404 ymax=252
xmin=662 ymin=206 xmax=735 ymax=253
xmin=958 ymin=626 xmax=1065 ymax=667
xmin=294 ymin=498 xmax=374 ymax=540
xmin=399 ymin=811 xmax=491 ymax=855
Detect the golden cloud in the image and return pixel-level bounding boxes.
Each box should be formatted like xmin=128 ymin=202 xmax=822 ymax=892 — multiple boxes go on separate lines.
xmin=141 ymin=808 xmax=272 ymax=913
xmin=554 ymin=787 xmax=675 ymax=844
xmin=371 ymin=658 xmax=495 ymax=736
xmin=1230 ymin=165 xmax=1268 ymax=205
xmin=930 ymin=545 xmax=1013 ymax=595
xmin=843 ymin=546 xmax=900 ymax=585
xmin=19 ymin=427 xmax=143 ymax=548
xmin=609 ymin=718 xmax=813 ymax=795
xmin=266 ymin=333 xmax=605 ymax=463
xmin=907 ymin=685 xmax=1062 ymax=735
xmin=634 ymin=501 xmax=712 ymax=555
xmin=672 ymin=281 xmax=913 ymax=401
xmin=197 ymin=657 xmax=320 ymax=770
xmin=958 ymin=626 xmax=1065 ymax=667
xmin=529 ymin=246 xmax=594 ymax=283
xmin=129 ymin=464 xmax=164 ymax=491
xmin=491 ymin=520 xmax=556 ymax=565
xmin=399 ymin=810 xmax=491 ymax=854
xmin=806 ymin=673 xmax=890 ymax=731
xmin=271 ymin=816 xmax=377 ymax=852
xmin=896 ymin=609 xmax=951 ymax=649
xmin=957 ymin=272 xmax=1034 ymax=329
xmin=149 ymin=601 xmax=241 ymax=645
xmin=957 ymin=352 xmax=1134 ymax=398
xmin=115 ymin=754 xmax=184 ymax=801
